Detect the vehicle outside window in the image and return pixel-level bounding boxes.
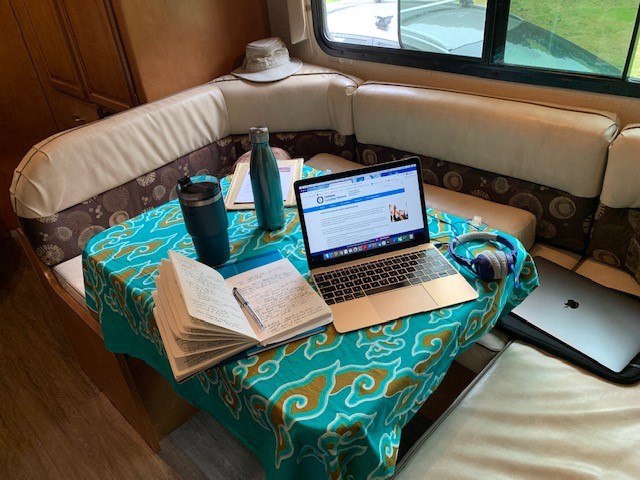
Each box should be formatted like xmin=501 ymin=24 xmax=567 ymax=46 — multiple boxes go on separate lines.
xmin=398 ymin=1 xmax=488 ymax=58
xmin=316 ymin=0 xmax=640 ymax=95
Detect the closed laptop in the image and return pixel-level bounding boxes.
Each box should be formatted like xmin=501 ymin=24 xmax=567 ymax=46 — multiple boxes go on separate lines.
xmin=511 ymin=257 xmax=640 ymax=372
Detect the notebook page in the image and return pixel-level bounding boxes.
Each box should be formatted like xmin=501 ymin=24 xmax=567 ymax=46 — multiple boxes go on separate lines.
xmin=225 ymin=258 xmax=331 ymax=344
xmin=168 ymin=251 xmax=257 ymax=340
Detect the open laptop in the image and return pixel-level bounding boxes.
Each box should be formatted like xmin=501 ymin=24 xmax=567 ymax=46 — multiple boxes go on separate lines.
xmin=294 ymin=157 xmax=478 ymax=333
xmin=511 ymin=257 xmax=640 ymax=372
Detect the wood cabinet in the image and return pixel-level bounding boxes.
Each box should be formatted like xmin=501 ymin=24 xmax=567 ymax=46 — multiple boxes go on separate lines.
xmin=2 ymin=0 xmax=269 ymax=231
xmin=110 ymin=0 xmax=271 ymax=103
xmin=0 ymin=0 xmax=58 ymax=233
xmin=61 ymin=0 xmax=136 ymax=111
xmin=11 ymin=0 xmax=271 ymax=125
xmin=11 ymin=0 xmax=136 ymax=130
xmin=48 ymin=90 xmax=102 ymax=131
xmin=18 ymin=0 xmax=85 ymax=100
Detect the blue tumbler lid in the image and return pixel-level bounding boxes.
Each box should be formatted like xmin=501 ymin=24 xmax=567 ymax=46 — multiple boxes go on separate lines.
xmin=177 ymin=175 xmax=221 ymax=206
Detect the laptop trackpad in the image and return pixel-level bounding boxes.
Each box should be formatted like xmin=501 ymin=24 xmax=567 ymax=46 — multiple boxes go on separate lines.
xmin=369 ymin=285 xmax=438 ymax=321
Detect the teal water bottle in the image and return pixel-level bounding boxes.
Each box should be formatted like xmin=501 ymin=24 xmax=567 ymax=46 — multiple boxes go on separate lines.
xmin=249 ymin=127 xmax=284 ymax=231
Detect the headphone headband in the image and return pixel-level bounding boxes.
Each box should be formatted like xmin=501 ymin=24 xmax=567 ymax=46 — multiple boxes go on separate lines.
xmin=453 ymin=232 xmax=515 ymax=249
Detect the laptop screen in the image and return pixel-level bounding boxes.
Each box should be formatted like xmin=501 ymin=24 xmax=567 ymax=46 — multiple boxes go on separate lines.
xmin=295 ymin=158 xmax=429 ymax=269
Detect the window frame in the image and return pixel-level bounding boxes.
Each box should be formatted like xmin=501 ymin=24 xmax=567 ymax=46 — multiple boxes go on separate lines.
xmin=311 ymin=0 xmax=640 ymax=98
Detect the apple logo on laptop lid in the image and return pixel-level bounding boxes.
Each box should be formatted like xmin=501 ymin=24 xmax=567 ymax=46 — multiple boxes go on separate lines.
xmin=564 ymin=299 xmax=579 ymax=309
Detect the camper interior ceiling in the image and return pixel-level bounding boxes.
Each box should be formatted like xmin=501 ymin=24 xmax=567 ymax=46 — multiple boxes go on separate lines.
xmin=2 ymin=0 xmax=639 ymax=478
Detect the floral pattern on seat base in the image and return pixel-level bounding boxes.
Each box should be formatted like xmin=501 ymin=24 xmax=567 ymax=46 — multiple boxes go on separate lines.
xmin=234 ymin=131 xmax=357 ymax=162
xmin=588 ymin=204 xmax=640 ymax=284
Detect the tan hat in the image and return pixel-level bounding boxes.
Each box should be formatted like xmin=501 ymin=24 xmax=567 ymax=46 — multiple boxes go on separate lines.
xmin=232 ymin=37 xmax=302 ymax=83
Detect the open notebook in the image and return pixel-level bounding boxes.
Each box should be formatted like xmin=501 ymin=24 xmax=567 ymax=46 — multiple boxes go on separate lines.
xmin=153 ymin=251 xmax=332 ymax=382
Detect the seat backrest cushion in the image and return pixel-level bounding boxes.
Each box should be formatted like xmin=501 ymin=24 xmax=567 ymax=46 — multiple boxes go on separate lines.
xmin=214 ymin=64 xmax=360 ymax=135
xmin=11 ymin=83 xmax=231 ymax=220
xmin=353 ymin=82 xmax=619 ymax=252
xmin=11 ymin=83 xmax=233 ymax=265
xmin=11 ymin=66 xmax=362 ymax=267
xmin=588 ymin=124 xmax=640 ymax=284
xmin=214 ymin=64 xmax=362 ymax=162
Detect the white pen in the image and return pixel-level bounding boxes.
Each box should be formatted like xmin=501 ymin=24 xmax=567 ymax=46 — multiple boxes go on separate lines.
xmin=232 ymin=287 xmax=266 ymax=330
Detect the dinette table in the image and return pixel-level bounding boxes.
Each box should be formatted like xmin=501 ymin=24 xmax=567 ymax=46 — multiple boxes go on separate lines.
xmin=83 ymin=165 xmax=538 ymax=479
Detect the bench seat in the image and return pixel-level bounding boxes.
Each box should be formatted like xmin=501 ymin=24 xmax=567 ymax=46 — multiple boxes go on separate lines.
xmin=52 ymin=256 xmax=85 ymax=306
xmin=394 ymin=341 xmax=640 ymax=479
xmin=576 ymin=259 xmax=640 ymax=297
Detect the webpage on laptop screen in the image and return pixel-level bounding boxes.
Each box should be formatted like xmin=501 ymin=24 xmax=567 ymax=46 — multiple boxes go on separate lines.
xmin=299 ymin=164 xmax=425 ymax=262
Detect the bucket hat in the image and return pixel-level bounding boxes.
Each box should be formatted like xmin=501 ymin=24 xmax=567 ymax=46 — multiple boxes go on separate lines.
xmin=232 ymin=37 xmax=302 ymax=82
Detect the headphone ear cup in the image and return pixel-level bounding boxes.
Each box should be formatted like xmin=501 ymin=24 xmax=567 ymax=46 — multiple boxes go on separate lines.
xmin=475 ymin=250 xmax=500 ymax=281
xmin=493 ymin=250 xmax=508 ymax=279
xmin=451 ymin=232 xmax=517 ymax=281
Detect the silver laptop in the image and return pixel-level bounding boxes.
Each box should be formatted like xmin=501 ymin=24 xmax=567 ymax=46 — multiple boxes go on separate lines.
xmin=512 ymin=257 xmax=640 ymax=372
xmin=294 ymin=157 xmax=478 ymax=333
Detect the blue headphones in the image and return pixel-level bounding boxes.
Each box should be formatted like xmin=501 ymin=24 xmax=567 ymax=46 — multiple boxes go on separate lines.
xmin=448 ymin=232 xmax=517 ymax=281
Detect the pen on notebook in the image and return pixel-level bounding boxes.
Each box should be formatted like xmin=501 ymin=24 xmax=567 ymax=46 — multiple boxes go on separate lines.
xmin=232 ymin=287 xmax=266 ymax=330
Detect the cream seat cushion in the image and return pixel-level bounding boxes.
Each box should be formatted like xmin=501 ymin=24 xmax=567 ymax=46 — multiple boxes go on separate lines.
xmin=394 ymin=341 xmax=640 ymax=479
xmin=52 ymin=255 xmax=85 ymax=306
xmin=353 ymin=82 xmax=618 ymax=198
xmin=529 ymin=243 xmax=582 ymax=270
xmin=423 ymin=184 xmax=536 ymax=250
xmin=576 ymin=259 xmax=640 ymax=298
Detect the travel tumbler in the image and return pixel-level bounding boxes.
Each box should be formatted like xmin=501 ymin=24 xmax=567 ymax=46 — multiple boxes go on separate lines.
xmin=177 ymin=175 xmax=230 ymax=267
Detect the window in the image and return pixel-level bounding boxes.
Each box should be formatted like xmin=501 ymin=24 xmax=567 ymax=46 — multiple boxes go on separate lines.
xmin=313 ymin=0 xmax=640 ymax=97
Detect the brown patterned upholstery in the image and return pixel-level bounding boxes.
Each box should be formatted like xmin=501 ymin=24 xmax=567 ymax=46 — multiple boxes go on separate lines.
xmin=588 ymin=204 xmax=640 ymax=283
xmin=356 ymin=144 xmax=597 ymax=253
xmin=233 ymin=130 xmax=357 ymax=162
xmin=586 ymin=125 xmax=640 ymax=286
xmin=20 ymin=131 xmax=355 ymax=267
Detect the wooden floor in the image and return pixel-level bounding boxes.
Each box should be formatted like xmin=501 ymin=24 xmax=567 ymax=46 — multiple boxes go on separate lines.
xmin=0 ymin=233 xmax=268 ymax=479
xmin=0 ymin=233 xmax=430 ymax=479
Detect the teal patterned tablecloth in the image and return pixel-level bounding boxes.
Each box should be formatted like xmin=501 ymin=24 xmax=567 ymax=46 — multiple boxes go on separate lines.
xmin=83 ymin=166 xmax=538 ymax=480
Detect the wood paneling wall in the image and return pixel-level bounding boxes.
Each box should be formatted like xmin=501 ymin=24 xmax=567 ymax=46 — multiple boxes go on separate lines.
xmin=0 ymin=0 xmax=270 ymax=233
xmin=0 ymin=0 xmax=58 ymax=232
xmin=111 ymin=0 xmax=270 ymax=102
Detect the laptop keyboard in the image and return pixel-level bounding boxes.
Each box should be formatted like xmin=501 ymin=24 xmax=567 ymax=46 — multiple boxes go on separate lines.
xmin=314 ymin=249 xmax=458 ymax=305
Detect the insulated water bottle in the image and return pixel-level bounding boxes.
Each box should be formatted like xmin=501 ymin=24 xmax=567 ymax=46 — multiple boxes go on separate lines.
xmin=177 ymin=175 xmax=230 ymax=267
xmin=249 ymin=126 xmax=285 ymax=231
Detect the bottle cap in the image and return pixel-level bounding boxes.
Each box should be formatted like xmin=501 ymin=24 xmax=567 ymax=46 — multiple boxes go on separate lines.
xmin=249 ymin=126 xmax=269 ymax=144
